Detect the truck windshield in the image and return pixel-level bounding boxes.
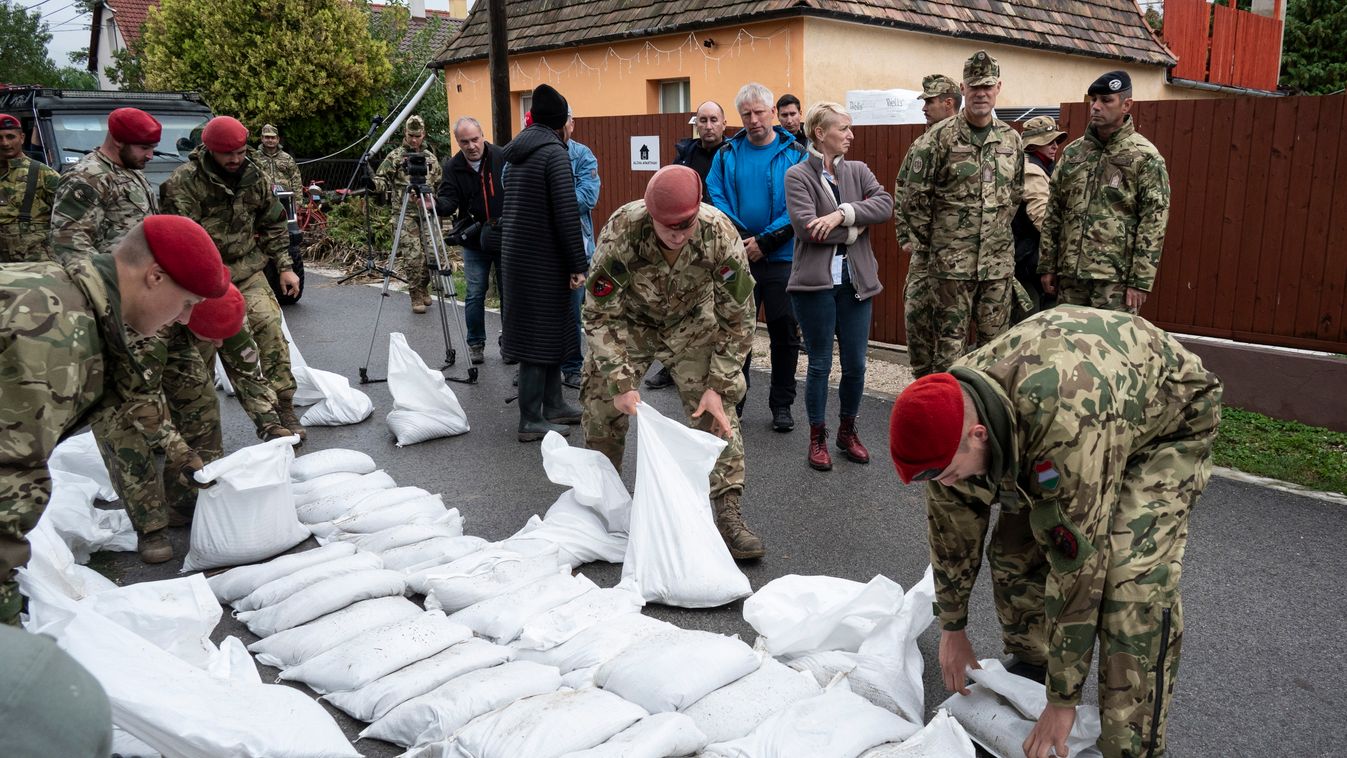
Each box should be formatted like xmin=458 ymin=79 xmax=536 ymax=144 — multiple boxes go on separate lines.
xmin=50 ymin=112 xmax=208 ymax=165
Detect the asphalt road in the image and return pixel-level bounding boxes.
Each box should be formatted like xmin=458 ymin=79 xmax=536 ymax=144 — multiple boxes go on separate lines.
xmin=105 ymin=273 xmax=1345 ymax=757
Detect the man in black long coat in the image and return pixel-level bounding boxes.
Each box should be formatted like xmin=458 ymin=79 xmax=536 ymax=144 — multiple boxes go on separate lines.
xmin=500 ymin=84 xmax=591 ymax=441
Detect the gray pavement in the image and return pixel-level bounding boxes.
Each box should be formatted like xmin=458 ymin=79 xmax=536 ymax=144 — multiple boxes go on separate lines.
xmin=104 ymin=273 xmax=1344 ymax=756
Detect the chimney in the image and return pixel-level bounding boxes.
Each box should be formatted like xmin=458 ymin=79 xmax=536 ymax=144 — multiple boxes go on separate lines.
xmin=410 ymin=0 xmax=426 ymax=19
xmin=448 ymin=0 xmax=469 ymax=17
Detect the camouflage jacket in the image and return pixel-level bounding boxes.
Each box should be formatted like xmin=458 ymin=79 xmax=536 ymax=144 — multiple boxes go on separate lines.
xmin=897 ymin=112 xmax=1024 ymax=281
xmin=50 ymin=149 xmax=158 ymax=262
xmin=0 ymin=156 xmax=60 ymax=263
xmin=1038 ymin=117 xmax=1170 ymax=291
xmin=584 ymin=201 xmax=756 ymax=397
xmin=926 ymin=306 xmax=1221 ymax=706
xmin=1 ymin=255 xmax=133 ymax=520
xmin=892 ymin=122 xmax=940 ymax=251
xmin=254 ymin=146 xmax=304 ymax=195
xmin=374 ymin=145 xmax=442 ymax=223
xmin=90 ymin=325 xmax=193 ymax=466
xmin=159 ymin=147 xmax=291 ymax=280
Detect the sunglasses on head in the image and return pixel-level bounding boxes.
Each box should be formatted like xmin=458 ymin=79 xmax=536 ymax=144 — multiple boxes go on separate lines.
xmin=663 ymin=213 xmax=698 ymax=231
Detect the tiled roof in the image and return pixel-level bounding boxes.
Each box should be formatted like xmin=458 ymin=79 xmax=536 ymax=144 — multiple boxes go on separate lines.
xmin=371 ymin=6 xmax=463 ymax=55
xmin=433 ymin=0 xmax=1176 ymax=68
xmin=104 ymin=0 xmax=156 ymax=46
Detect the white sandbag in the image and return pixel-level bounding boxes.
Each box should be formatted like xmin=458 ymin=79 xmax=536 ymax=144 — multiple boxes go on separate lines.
xmin=112 ymin=726 xmax=161 ymax=757
xmin=325 ymin=496 xmax=450 ymax=536
xmin=540 ymin=430 xmax=632 ymax=533
xmin=323 ymin=637 xmax=513 ymax=722
xmin=360 ymin=660 xmax=562 ymax=747
xmin=18 ymin=521 xmax=116 ymax=632
xmin=405 ymin=544 xmax=553 ymax=595
xmin=423 ymin=549 xmax=566 ymax=613
xmin=559 ymin=712 xmax=707 ymax=758
xmin=702 ymin=687 xmax=920 ymax=758
xmin=214 ymin=354 xmax=236 ymax=397
xmin=516 ymin=586 xmax=645 ymax=651
xmin=182 ymin=437 xmax=308 ymax=572
xmin=447 ymin=688 xmax=648 ymax=758
xmin=594 ymin=628 xmax=759 ymax=713
xmin=206 ymin=542 xmax=357 ymax=603
xmin=235 ymin=569 xmax=406 ymax=638
xmin=303 ymin=485 xmax=430 ymax=526
xmin=41 ymin=471 xmax=136 ymax=561
xmin=682 ymin=657 xmax=822 ymax=744
xmin=744 ymin=574 xmax=906 ymax=657
xmin=207 ymin=636 xmax=260 ymax=684
xmin=514 ymin=612 xmax=677 ymax=674
xmin=349 ymin=521 xmax=472 ymax=555
xmin=292 ymin=471 xmax=364 ymax=504
xmin=280 ymin=313 xmax=310 ymax=373
xmin=290 ymin=448 xmax=376 ymax=482
xmin=248 ymin=596 xmax=422 ymax=669
xmin=938 ymin=659 xmax=1103 ymax=758
xmin=233 ymin=552 xmax=384 ymax=612
xmin=502 ymin=492 xmax=627 ymax=568
xmin=618 ymin=403 xmax=750 ymax=608
xmin=47 ymin=431 xmax=116 ymax=500
xmin=380 ymin=536 xmax=485 ymax=572
xmin=385 ymin=331 xmax=470 ymax=446
xmin=858 ymin=710 xmax=975 ymax=758
xmin=299 ymin=367 xmax=375 ymax=426
xmin=81 ymin=574 xmax=221 ymax=669
xmin=280 ymin=610 xmax=472 ymax=694
xmin=55 ymin=606 xmax=360 ymax=758
xmin=449 ymin=571 xmax=595 ymax=643
xmin=294 ymin=471 xmax=400 ymax=524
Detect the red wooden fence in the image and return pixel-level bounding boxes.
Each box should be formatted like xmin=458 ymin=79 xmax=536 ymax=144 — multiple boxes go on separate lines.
xmin=1163 ymin=0 xmax=1282 ymax=91
xmin=577 ymin=94 xmax=1347 ymax=354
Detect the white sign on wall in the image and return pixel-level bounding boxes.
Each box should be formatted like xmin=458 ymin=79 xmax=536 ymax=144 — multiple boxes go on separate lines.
xmin=846 ymin=89 xmax=926 ymax=126
xmin=630 ymin=136 xmax=660 ymax=171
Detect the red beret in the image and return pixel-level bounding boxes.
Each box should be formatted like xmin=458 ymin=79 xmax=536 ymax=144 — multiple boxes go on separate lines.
xmin=0 ymin=114 xmax=21 ymax=131
xmin=644 ymin=165 xmax=701 ymax=226
xmin=889 ymin=373 xmax=965 ymax=484
xmin=188 ymin=283 xmax=245 ymax=341
xmin=107 ymin=108 xmax=161 ymax=145
xmin=202 ymin=116 xmax=248 ymax=152
xmin=140 ymin=215 xmax=229 ymax=298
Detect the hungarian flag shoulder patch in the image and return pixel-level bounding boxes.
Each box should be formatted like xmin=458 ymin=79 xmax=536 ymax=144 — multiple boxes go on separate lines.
xmin=1035 ymin=460 xmax=1060 ymax=491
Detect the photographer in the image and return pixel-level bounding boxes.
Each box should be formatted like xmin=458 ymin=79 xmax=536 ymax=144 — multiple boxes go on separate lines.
xmin=373 ymin=115 xmax=441 ymax=314
xmin=436 ymin=116 xmax=505 ymax=365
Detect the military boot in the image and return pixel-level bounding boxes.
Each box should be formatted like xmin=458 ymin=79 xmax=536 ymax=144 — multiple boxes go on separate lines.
xmin=713 ymin=492 xmax=765 ymax=560
xmin=410 ymin=289 xmax=428 ymax=314
xmin=137 ymin=530 xmax=174 ymax=564
xmin=276 ymin=390 xmax=307 ymax=443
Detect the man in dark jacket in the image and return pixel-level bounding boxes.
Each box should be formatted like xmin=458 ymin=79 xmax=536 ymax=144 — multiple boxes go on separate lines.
xmin=436 ymin=116 xmax=505 ymax=365
xmin=500 ymin=84 xmax=590 ymax=442
xmin=1011 ymin=115 xmax=1067 ymax=315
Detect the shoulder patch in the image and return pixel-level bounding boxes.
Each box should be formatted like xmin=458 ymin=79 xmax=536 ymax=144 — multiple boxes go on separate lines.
xmin=717 ymin=256 xmax=754 ymax=305
xmin=1034 ymin=460 xmax=1060 ymax=491
xmin=590 ymin=274 xmax=617 ymax=300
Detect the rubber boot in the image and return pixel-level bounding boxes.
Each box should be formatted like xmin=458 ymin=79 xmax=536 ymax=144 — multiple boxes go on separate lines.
xmin=518 ymin=362 xmax=570 ymax=442
xmin=543 ymin=365 xmax=582 ymax=425
xmin=836 ymin=415 xmax=870 ymax=464
xmin=276 ymin=389 xmax=307 ymax=444
xmin=808 ymin=422 xmax=833 ymax=471
xmin=137 ymin=530 xmax=173 ymax=564
xmin=713 ymin=492 xmax=765 ymax=560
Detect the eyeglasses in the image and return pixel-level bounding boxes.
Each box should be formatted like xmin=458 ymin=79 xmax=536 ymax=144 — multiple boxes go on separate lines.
xmin=911 ymin=467 xmax=945 ymax=482
xmin=664 ymin=214 xmax=698 ymax=231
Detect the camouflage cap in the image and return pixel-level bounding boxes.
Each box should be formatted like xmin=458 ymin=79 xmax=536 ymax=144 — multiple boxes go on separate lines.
xmin=260 ymin=124 xmax=279 ymax=137
xmin=405 ymin=115 xmax=426 ymax=136
xmin=963 ymin=50 xmax=1000 ymax=87
xmin=919 ymin=74 xmax=960 ymax=101
xmin=1021 ymin=115 xmax=1067 ymax=148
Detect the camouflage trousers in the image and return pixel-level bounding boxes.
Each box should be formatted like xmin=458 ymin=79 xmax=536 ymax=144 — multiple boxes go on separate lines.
xmin=233 ymin=271 xmax=296 ymax=398
xmin=195 ymin=328 xmax=284 ymax=438
xmin=0 ymin=223 xmax=51 ymax=263
xmin=394 ymin=218 xmax=433 ymax=300
xmin=1057 ymin=277 xmax=1138 ymax=315
xmin=0 ymin=470 xmax=50 ymax=624
xmin=928 ymin=277 xmax=1012 ymax=374
xmin=903 ymin=252 xmax=938 ymax=378
xmin=580 ymin=335 xmax=747 ymax=500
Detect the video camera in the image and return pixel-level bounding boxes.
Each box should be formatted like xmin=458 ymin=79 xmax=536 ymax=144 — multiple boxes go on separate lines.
xmin=404 ymin=151 xmax=430 ymax=187
xmin=445 ymin=217 xmax=482 ymax=248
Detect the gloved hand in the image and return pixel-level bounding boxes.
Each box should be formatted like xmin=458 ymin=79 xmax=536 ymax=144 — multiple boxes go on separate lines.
xmin=179 ymin=453 xmax=215 ymax=490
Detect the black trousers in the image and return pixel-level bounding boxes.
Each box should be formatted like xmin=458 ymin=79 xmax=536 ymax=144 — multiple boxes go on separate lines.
xmin=742 ymin=259 xmax=799 ymax=410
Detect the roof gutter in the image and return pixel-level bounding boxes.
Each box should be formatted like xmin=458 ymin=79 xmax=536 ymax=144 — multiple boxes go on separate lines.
xmin=1167 ymin=75 xmax=1285 ymax=97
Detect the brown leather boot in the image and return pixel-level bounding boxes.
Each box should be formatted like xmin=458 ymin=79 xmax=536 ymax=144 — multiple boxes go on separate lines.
xmin=836 ymin=415 xmax=870 ymax=464
xmin=410 ymin=289 xmax=428 ymax=314
xmin=713 ymin=492 xmax=765 ymax=560
xmin=276 ymin=390 xmax=307 ymax=443
xmin=137 ymin=530 xmax=173 ymax=564
xmin=808 ymin=422 xmax=833 ymax=471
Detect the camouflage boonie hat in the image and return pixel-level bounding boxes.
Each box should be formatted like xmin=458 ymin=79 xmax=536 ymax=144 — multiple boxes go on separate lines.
xmin=405 ymin=115 xmax=426 ymax=135
xmin=1020 ymin=115 xmax=1066 ymax=148
xmin=260 ymin=124 xmax=279 ymax=137
xmin=919 ymin=74 xmax=960 ymax=101
xmin=963 ymin=50 xmax=1000 ymax=86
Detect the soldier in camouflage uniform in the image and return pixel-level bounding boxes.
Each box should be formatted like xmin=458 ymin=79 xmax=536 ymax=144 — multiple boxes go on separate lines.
xmin=255 ymin=124 xmax=305 ymax=196
xmin=0 ymin=114 xmax=60 ymax=262
xmin=889 ymin=306 xmax=1222 ymax=758
xmin=582 ymin=166 xmax=764 ymax=559
xmin=373 ymin=115 xmax=443 ymax=313
xmin=894 ymin=74 xmax=960 ymax=378
xmin=0 ymin=216 xmax=226 ymax=625
xmin=159 ymin=115 xmax=307 ymax=441
xmin=1040 ymin=71 xmax=1171 ymax=315
xmin=898 ymin=51 xmax=1024 ymax=375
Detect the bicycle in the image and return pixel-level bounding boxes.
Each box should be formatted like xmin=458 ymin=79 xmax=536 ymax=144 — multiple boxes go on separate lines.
xmin=295 ymin=180 xmax=328 ymax=234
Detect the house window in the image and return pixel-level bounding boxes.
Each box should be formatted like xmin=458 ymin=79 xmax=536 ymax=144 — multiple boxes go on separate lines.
xmin=520 ymin=93 xmax=532 ymax=128
xmin=658 ymin=80 xmax=690 ymax=114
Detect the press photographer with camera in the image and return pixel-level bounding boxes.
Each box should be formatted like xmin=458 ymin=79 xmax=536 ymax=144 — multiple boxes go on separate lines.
xmin=372 ymin=115 xmax=442 ymax=314
xmin=435 ymin=116 xmax=505 ymax=366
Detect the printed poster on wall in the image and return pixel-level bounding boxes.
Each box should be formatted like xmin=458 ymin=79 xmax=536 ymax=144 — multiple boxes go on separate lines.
xmin=630 ymin=136 xmax=660 ymax=171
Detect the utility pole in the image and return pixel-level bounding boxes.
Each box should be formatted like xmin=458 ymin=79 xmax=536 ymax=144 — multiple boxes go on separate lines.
xmin=487 ymin=0 xmax=511 ymax=144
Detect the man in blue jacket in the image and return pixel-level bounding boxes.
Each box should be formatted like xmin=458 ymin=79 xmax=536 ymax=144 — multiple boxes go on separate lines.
xmin=561 ymin=111 xmax=601 ymax=388
xmin=707 ymin=83 xmax=807 ymax=432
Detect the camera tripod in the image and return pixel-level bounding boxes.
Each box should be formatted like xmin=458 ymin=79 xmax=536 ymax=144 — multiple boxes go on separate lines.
xmin=358 ymin=178 xmax=478 ymax=386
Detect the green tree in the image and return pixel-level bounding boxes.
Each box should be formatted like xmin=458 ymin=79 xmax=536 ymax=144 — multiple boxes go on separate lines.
xmin=0 ymin=0 xmax=99 ymax=89
xmin=1280 ymin=0 xmax=1347 ymax=94
xmin=139 ymin=0 xmax=395 ymax=157
xmin=369 ymin=2 xmax=452 ymax=156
